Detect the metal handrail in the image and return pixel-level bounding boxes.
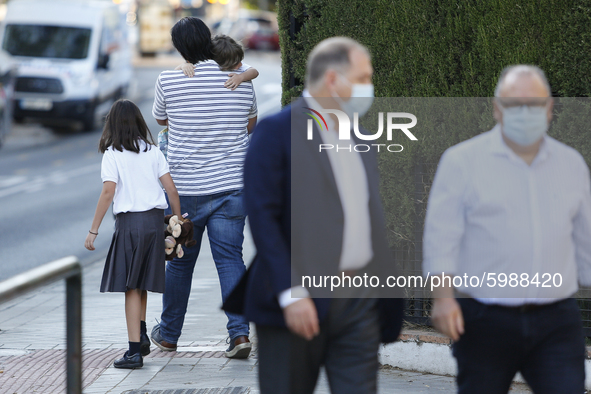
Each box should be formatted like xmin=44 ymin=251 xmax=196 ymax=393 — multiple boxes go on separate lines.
xmin=0 ymin=256 xmax=82 ymax=394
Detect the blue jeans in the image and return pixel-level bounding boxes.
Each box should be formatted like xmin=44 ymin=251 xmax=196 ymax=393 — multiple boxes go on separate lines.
xmin=159 ymin=190 xmax=249 ymax=343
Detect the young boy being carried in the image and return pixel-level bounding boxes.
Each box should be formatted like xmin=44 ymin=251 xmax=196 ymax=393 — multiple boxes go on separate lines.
xmin=158 ymin=35 xmax=259 ymax=159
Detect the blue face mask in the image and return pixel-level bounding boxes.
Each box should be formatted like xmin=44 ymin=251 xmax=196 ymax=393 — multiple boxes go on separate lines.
xmin=501 ymin=105 xmax=548 ymax=146
xmin=331 ymin=74 xmax=375 ymax=119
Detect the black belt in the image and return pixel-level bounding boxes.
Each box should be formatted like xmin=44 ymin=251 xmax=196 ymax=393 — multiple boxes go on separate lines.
xmin=505 ymin=304 xmax=550 ymax=313
xmin=488 ymin=299 xmax=567 ymax=313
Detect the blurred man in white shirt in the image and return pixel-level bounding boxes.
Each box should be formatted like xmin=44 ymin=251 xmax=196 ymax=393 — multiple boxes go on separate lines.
xmin=423 ymin=65 xmax=591 ymax=394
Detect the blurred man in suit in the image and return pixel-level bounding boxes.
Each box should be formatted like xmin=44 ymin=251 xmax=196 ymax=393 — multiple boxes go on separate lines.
xmin=225 ymin=37 xmax=403 ymax=394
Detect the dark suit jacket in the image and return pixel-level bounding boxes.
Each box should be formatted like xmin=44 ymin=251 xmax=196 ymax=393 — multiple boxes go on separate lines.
xmin=224 ymin=97 xmax=403 ymax=343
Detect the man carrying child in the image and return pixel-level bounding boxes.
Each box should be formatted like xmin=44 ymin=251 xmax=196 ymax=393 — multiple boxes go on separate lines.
xmin=151 ymin=17 xmax=258 ymax=359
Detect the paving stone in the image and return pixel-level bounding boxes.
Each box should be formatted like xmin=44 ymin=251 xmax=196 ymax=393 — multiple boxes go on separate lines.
xmin=0 ymin=220 xmax=532 ymax=393
xmin=124 ymin=388 xmax=250 ymax=394
xmin=0 ymin=348 xmax=122 ymax=392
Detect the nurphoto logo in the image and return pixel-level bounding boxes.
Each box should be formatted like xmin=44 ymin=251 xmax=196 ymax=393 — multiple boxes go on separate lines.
xmin=303 ymin=107 xmax=418 ymax=153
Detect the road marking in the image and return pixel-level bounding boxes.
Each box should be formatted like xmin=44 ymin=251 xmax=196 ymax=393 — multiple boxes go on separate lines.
xmin=25 ymin=176 xmax=47 ymax=194
xmin=0 ymin=93 xmax=283 ymax=198
xmin=0 ymin=163 xmax=98 ymax=199
xmin=0 ymin=175 xmax=27 ymax=188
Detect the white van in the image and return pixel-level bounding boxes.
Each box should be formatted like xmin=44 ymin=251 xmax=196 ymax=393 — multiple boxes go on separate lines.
xmin=0 ymin=0 xmax=132 ymax=130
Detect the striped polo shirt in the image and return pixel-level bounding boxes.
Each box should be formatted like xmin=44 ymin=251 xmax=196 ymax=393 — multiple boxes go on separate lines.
xmin=152 ymin=60 xmax=257 ymax=196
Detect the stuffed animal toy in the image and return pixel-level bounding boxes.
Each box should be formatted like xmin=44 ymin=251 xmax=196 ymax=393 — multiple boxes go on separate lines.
xmin=166 ymin=215 xmax=182 ymax=238
xmin=164 ymin=214 xmax=196 ymax=260
xmin=164 ymin=235 xmax=176 ymax=256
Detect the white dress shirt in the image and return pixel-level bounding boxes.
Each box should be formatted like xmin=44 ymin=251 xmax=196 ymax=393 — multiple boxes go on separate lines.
xmin=279 ymin=91 xmax=374 ymax=308
xmin=423 ymin=125 xmax=591 ymax=306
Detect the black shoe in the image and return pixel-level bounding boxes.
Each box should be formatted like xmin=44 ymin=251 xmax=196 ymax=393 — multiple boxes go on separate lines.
xmin=114 ymin=351 xmax=143 ymax=369
xmin=140 ymin=331 xmax=151 ymax=356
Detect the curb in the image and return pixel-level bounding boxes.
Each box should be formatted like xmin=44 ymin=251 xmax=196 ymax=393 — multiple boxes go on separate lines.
xmin=380 ymin=329 xmax=591 ymax=389
xmin=398 ymin=329 xmax=452 ymax=345
xmin=395 ymin=329 xmax=591 ymax=358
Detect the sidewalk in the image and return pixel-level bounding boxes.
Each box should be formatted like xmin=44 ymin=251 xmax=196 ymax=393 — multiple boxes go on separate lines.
xmin=0 ymin=228 xmax=522 ymax=393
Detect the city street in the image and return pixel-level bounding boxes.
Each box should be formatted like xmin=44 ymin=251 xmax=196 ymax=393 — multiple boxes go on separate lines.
xmin=0 ymin=50 xmax=282 ymax=281
xmin=0 ymin=0 xmax=588 ymax=392
xmin=0 ymin=49 xmax=534 ymax=394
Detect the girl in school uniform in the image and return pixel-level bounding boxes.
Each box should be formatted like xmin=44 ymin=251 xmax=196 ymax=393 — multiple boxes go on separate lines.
xmin=84 ymin=99 xmax=181 ymax=369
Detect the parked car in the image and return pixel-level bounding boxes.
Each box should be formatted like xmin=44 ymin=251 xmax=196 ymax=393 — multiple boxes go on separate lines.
xmin=0 ymin=0 xmax=132 ymax=131
xmin=244 ymin=21 xmax=280 ymax=51
xmin=214 ymin=10 xmax=279 ymax=51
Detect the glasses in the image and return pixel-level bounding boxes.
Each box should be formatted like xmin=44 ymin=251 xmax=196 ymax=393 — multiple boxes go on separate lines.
xmin=496 ymin=97 xmax=550 ymax=108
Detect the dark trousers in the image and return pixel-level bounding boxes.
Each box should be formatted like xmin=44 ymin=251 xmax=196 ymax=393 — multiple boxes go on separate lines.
xmin=257 ymin=297 xmax=380 ymax=394
xmin=453 ymin=298 xmax=585 ymax=394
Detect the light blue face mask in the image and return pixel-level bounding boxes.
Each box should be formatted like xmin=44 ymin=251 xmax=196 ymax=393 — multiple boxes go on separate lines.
xmin=331 ymin=74 xmax=375 ymax=119
xmin=501 ymin=105 xmax=549 ymax=146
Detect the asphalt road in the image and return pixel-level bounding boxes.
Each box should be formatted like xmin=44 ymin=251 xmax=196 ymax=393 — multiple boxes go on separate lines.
xmin=0 ymin=51 xmax=282 ymax=281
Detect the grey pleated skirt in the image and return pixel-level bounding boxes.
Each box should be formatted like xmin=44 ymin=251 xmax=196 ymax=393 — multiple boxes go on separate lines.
xmin=100 ymin=208 xmax=166 ymax=293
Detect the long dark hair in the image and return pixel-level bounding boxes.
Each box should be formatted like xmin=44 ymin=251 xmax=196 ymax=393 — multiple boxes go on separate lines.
xmin=99 ymin=99 xmax=156 ymax=153
xmin=171 ymin=17 xmax=213 ymax=64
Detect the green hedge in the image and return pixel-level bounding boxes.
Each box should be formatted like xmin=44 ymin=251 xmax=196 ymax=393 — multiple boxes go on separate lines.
xmin=277 ymin=0 xmax=591 ymax=247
